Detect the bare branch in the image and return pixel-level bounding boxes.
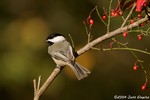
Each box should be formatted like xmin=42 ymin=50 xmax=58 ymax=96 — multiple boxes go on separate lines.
xmin=92 ymin=47 xmax=150 ymax=55
xmin=107 ymin=0 xmax=113 ymax=33
xmin=121 ymin=3 xmax=136 ymax=27
xmin=33 ymin=15 xmax=149 ymax=100
xmin=33 ymin=67 xmax=62 ymax=100
xmin=77 ymin=16 xmax=148 ymax=56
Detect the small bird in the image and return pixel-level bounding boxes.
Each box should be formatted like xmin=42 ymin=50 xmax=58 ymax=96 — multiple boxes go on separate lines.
xmin=46 ymin=33 xmax=90 ymax=80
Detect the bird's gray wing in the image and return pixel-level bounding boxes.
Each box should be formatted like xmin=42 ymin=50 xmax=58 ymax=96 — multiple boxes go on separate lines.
xmin=66 ymin=45 xmax=75 ymax=60
xmin=51 ymin=52 xmax=70 ymax=62
xmin=49 ymin=41 xmax=75 ymax=63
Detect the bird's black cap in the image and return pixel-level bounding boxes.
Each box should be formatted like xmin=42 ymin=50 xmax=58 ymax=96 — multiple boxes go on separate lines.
xmin=46 ymin=33 xmax=65 ymax=45
xmin=46 ymin=33 xmax=65 ymax=40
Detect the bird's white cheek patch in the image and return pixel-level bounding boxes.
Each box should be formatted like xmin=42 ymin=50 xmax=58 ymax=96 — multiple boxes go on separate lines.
xmin=48 ymin=36 xmax=65 ymax=43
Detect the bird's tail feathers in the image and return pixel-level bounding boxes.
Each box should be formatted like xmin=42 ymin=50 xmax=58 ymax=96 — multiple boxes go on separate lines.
xmin=69 ymin=62 xmax=90 ymax=80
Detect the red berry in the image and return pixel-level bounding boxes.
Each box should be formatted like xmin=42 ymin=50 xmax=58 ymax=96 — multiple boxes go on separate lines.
xmin=133 ymin=65 xmax=138 ymax=71
xmin=111 ymin=10 xmax=118 ymax=17
xmin=109 ymin=42 xmax=113 ymax=48
xmin=89 ymin=19 xmax=94 ymax=25
xmin=142 ymin=85 xmax=146 ymax=90
xmin=139 ymin=23 xmax=144 ymax=27
xmin=86 ymin=15 xmax=94 ymax=26
xmin=136 ymin=9 xmax=139 ymax=12
xmin=102 ymin=15 xmax=106 ymax=20
xmin=138 ymin=14 xmax=141 ymax=18
xmin=142 ymin=83 xmax=147 ymax=90
xmin=138 ymin=35 xmax=143 ymax=40
xmin=123 ymin=31 xmax=128 ymax=37
xmin=130 ymin=19 xmax=134 ymax=24
xmin=143 ymin=3 xmax=147 ymax=7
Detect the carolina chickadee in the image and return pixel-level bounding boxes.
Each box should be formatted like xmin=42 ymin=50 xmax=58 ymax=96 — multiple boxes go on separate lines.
xmin=46 ymin=33 xmax=90 ymax=80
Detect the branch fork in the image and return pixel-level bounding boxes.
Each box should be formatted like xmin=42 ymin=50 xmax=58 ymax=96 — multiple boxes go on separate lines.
xmin=33 ymin=1 xmax=150 ymax=99
xmin=33 ymin=67 xmax=62 ymax=100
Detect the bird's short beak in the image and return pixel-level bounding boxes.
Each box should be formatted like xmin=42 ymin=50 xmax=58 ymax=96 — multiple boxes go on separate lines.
xmin=44 ymin=40 xmax=48 ymax=43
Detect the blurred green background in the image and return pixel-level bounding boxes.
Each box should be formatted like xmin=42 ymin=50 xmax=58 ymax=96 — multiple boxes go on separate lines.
xmin=0 ymin=0 xmax=150 ymax=100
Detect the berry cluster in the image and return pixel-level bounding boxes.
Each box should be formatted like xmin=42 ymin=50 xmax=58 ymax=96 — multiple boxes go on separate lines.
xmin=111 ymin=9 xmax=122 ymax=17
xmin=122 ymin=13 xmax=147 ymax=41
xmin=122 ymin=31 xmax=143 ymax=41
xmin=85 ymin=0 xmax=149 ymax=91
xmin=101 ymin=9 xmax=122 ymax=20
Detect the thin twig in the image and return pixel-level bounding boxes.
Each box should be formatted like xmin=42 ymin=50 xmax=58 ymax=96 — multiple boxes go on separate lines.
xmin=83 ymin=21 xmax=92 ymax=43
xmin=121 ymin=44 xmax=148 ymax=84
xmin=77 ymin=16 xmax=148 ymax=55
xmin=127 ymin=27 xmax=150 ymax=36
xmin=92 ymin=47 xmax=150 ymax=55
xmin=89 ymin=6 xmax=97 ymax=15
xmin=37 ymin=76 xmax=41 ymax=91
xmin=68 ymin=34 xmax=75 ymax=48
xmin=107 ymin=0 xmax=113 ymax=33
xmin=33 ymin=79 xmax=37 ymax=94
xmin=96 ymin=7 xmax=107 ymax=26
xmin=121 ymin=16 xmax=125 ymax=21
xmin=115 ymin=40 xmax=148 ymax=84
xmin=121 ymin=3 xmax=136 ymax=27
